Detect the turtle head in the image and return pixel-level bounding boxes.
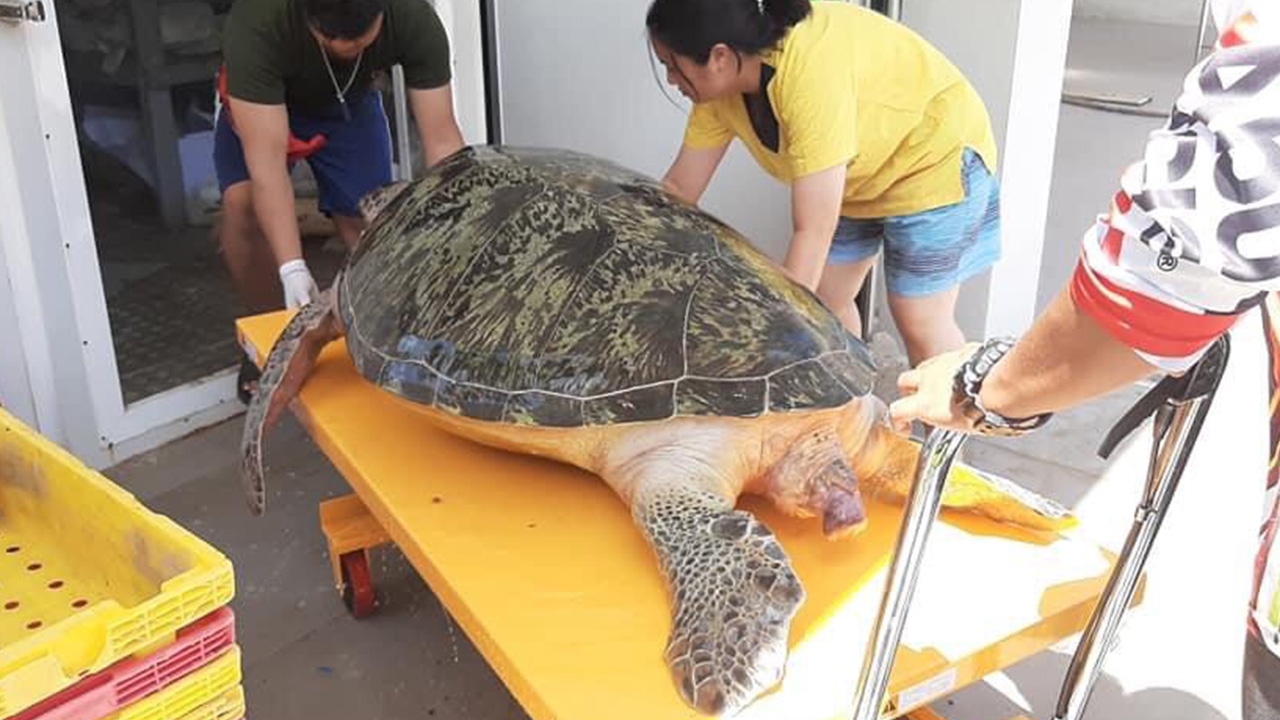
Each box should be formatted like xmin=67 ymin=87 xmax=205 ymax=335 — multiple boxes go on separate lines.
xmin=357 ymin=180 xmax=411 ymax=223
xmin=820 ymin=483 xmax=867 ymax=539
xmin=761 ymin=427 xmax=868 ymax=540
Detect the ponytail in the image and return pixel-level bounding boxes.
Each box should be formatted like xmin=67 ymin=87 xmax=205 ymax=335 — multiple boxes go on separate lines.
xmin=762 ymin=0 xmax=811 ymax=32
xmin=646 ymin=0 xmax=811 ymax=64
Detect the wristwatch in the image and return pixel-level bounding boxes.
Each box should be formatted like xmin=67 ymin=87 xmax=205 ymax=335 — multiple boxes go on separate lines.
xmin=952 ymin=338 xmax=1053 ymax=437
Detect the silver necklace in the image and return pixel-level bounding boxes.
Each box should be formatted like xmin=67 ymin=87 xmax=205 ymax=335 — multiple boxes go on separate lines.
xmin=318 ymin=38 xmax=364 ymax=122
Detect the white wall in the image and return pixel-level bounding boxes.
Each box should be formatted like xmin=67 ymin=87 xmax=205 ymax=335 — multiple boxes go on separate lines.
xmin=490 ymin=0 xmax=794 ymax=261
xmin=1074 ymin=0 xmax=1203 ymax=27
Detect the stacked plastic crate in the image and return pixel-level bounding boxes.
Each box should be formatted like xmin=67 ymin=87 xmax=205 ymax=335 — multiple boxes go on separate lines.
xmin=0 ymin=409 xmax=241 ymax=720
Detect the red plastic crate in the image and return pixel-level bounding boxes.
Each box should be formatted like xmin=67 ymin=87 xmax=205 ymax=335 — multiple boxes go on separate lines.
xmin=12 ymin=608 xmax=236 ymax=720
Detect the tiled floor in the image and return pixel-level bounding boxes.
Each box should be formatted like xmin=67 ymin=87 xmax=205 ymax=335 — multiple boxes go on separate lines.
xmin=82 ymin=138 xmax=347 ymax=404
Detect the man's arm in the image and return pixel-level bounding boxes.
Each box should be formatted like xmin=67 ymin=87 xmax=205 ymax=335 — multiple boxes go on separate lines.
xmin=889 ymin=287 xmax=1158 ymax=433
xmin=409 ymin=84 xmax=466 ymax=168
xmin=227 ymin=97 xmax=303 ymax=266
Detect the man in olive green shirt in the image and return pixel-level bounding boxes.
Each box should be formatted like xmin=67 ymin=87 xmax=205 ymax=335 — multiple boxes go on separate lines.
xmin=215 ymin=0 xmax=465 ymax=401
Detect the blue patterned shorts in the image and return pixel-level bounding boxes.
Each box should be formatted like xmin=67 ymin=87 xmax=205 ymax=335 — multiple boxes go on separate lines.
xmin=828 ymin=148 xmax=1002 ymax=298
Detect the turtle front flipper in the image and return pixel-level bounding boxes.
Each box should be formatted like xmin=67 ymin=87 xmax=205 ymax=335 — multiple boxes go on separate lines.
xmin=240 ymin=288 xmax=341 ymax=516
xmin=632 ymin=479 xmax=805 ymax=716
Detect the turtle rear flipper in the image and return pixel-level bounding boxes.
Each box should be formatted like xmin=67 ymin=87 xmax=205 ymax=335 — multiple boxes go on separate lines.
xmin=859 ymin=428 xmax=1074 ymax=532
xmin=632 ymin=479 xmax=805 ymax=716
xmin=240 ymin=289 xmax=341 ymax=515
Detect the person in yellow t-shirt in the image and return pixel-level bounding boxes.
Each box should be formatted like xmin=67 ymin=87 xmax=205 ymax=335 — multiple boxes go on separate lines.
xmin=647 ymin=0 xmax=1001 ymax=367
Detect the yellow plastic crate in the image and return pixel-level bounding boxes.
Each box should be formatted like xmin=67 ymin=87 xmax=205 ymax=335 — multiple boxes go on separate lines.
xmin=108 ymin=647 xmax=241 ymax=720
xmin=172 ymin=685 xmax=245 ymax=720
xmin=0 ymin=408 xmax=236 ymax=717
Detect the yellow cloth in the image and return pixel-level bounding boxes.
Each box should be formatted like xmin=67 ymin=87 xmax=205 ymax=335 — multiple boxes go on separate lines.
xmin=683 ymin=1 xmax=998 ymax=219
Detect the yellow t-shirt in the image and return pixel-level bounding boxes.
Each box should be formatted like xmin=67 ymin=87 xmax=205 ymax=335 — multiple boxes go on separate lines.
xmin=683 ymin=1 xmax=998 ymax=219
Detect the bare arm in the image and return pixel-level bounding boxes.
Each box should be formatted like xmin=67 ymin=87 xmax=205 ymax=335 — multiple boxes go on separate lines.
xmin=888 ymin=287 xmax=1158 ymax=433
xmin=409 ymin=84 xmax=467 ymax=168
xmin=979 ymin=288 xmax=1158 ymax=417
xmin=661 ymin=143 xmax=730 ymax=205
xmin=227 ymin=97 xmax=302 ymax=265
xmin=784 ymin=164 xmax=846 ymax=291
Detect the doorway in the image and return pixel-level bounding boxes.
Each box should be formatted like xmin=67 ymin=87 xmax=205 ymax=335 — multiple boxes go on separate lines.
xmin=0 ymin=0 xmax=488 ymax=467
xmin=53 ymin=0 xmax=349 ymax=404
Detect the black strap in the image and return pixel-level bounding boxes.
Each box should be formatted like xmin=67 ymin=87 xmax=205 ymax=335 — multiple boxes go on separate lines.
xmin=1097 ymin=335 xmax=1231 ymax=459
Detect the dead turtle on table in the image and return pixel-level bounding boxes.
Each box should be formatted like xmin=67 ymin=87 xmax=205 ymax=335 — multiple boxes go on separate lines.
xmin=242 ymin=145 xmax=1070 ymax=717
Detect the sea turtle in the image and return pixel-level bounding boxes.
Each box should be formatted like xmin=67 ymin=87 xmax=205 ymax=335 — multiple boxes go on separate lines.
xmin=242 ymin=146 xmax=1069 ymax=716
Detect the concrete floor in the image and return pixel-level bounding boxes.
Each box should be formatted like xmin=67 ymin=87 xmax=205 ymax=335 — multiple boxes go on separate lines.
xmin=100 ymin=14 xmax=1272 ymax=720
xmin=108 ymin=416 xmax=531 ymax=720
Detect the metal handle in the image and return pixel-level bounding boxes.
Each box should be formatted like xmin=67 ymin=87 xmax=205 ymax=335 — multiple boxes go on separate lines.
xmin=851 ymin=429 xmax=968 ymax=720
xmin=391 ymin=65 xmax=413 ymax=182
xmin=852 ymin=335 xmax=1226 ymax=720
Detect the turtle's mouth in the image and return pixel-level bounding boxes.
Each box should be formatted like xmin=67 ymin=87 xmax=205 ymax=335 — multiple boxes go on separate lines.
xmin=822 ymin=486 xmax=867 ymax=539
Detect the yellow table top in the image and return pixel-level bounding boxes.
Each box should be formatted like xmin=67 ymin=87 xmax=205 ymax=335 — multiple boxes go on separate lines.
xmin=238 ymin=311 xmax=1124 ymax=720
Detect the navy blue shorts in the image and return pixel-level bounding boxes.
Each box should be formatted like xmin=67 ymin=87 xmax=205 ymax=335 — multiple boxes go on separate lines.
xmin=214 ymin=91 xmax=392 ymax=218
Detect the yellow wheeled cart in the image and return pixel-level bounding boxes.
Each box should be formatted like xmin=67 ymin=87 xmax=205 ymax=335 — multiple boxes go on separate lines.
xmin=238 ymin=311 xmax=1214 ymax=720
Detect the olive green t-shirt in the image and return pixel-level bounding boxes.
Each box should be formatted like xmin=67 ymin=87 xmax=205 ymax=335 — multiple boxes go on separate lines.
xmin=222 ymin=0 xmax=452 ymax=115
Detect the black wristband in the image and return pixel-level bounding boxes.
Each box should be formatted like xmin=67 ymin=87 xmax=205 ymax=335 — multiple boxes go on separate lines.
xmin=952 ymin=338 xmax=1053 ymax=437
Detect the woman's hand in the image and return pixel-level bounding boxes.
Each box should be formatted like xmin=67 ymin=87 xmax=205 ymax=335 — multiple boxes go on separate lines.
xmin=662 ymin=143 xmax=730 ymax=206
xmin=785 ymin=164 xmax=846 ymax=290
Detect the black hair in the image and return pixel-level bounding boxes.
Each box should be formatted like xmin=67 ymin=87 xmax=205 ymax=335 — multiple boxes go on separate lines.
xmin=303 ymin=0 xmax=387 ymax=40
xmin=645 ymin=0 xmax=812 ymax=64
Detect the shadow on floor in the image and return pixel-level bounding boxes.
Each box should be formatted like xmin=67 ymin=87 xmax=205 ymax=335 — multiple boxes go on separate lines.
xmin=1004 ymin=649 xmax=1232 ymax=720
xmin=107 ymin=415 xmax=531 ymax=720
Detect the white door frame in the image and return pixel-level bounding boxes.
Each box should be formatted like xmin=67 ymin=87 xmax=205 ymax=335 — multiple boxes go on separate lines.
xmin=0 ymin=104 xmax=49 ymax=434
xmin=0 ymin=238 xmax=38 ymax=428
xmin=982 ymin=0 xmax=1073 ymax=339
xmin=1 ymin=4 xmax=244 ymax=469
xmin=434 ymin=0 xmax=489 ymax=146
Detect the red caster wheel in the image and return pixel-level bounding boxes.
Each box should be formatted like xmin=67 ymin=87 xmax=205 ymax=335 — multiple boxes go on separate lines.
xmin=339 ymin=550 xmax=378 ymax=619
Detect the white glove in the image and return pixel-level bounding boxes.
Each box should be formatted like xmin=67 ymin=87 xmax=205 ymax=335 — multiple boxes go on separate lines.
xmin=279 ymin=259 xmax=319 ymax=309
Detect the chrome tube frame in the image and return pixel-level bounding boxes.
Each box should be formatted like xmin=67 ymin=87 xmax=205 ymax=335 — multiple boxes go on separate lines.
xmin=850 ymin=429 xmax=968 ymax=720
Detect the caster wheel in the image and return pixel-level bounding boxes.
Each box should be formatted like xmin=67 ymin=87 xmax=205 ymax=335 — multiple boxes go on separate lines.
xmin=339 ymin=550 xmax=378 ymax=619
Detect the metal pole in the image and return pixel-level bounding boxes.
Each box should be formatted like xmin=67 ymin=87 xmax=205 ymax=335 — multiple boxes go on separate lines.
xmin=851 ymin=429 xmax=968 ymax=720
xmin=1053 ymin=336 xmax=1229 ymax=720
xmin=392 ymin=64 xmax=413 ymax=182
xmin=1053 ymin=403 xmax=1198 ymax=718
xmin=1194 ymin=0 xmax=1214 ymax=64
